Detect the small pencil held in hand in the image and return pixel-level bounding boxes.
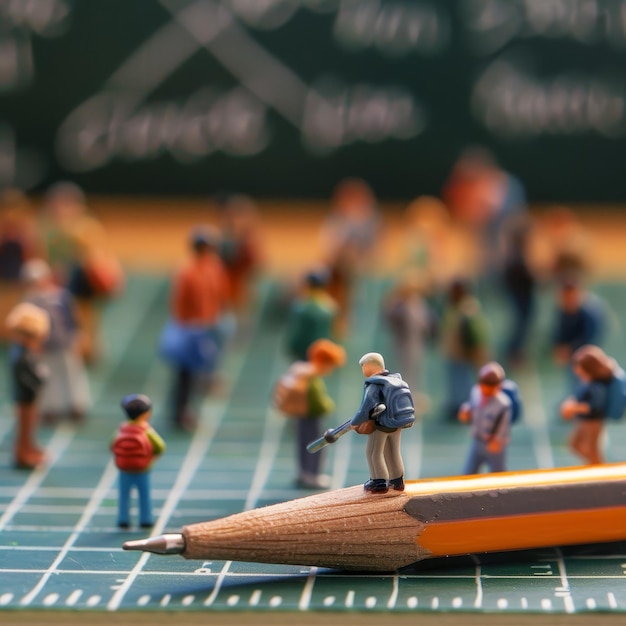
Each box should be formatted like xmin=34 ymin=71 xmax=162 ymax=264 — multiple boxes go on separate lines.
xmin=306 ymin=403 xmax=386 ymax=454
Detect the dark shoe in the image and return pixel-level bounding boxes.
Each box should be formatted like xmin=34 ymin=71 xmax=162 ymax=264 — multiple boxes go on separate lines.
xmin=389 ymin=476 xmax=405 ymax=492
xmin=118 ymin=522 xmax=130 ymax=529
xmin=140 ymin=522 xmax=153 ymax=529
xmin=364 ymin=478 xmax=389 ymax=494
xmin=14 ymin=448 xmax=46 ymax=470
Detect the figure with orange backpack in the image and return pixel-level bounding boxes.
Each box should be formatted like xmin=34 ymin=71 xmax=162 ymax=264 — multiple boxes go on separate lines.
xmin=111 ymin=394 xmax=166 ymax=529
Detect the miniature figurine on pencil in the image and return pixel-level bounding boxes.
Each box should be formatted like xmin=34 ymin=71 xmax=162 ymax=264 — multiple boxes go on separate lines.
xmin=111 ymin=394 xmax=166 ymax=529
xmin=458 ymin=361 xmax=515 ymax=475
xmin=5 ymin=302 xmax=50 ymax=469
xmin=349 ymin=352 xmax=415 ymax=494
xmin=560 ymin=345 xmax=626 ymax=465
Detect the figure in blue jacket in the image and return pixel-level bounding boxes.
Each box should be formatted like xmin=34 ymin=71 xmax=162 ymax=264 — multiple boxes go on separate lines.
xmin=350 ymin=352 xmax=415 ymax=494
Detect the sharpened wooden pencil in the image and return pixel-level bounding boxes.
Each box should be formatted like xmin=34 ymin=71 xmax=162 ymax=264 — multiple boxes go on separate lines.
xmin=123 ymin=462 xmax=626 ymax=571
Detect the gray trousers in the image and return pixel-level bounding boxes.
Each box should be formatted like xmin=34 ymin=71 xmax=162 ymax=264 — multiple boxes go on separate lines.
xmin=463 ymin=438 xmax=506 ymax=475
xmin=365 ymin=428 xmax=404 ymax=481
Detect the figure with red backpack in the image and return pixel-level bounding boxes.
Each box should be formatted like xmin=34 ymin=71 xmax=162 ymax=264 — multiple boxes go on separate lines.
xmin=111 ymin=394 xmax=166 ymax=529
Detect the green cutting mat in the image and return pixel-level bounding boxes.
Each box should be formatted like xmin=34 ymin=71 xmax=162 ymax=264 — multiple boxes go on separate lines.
xmin=2 ymin=273 xmax=626 ymax=617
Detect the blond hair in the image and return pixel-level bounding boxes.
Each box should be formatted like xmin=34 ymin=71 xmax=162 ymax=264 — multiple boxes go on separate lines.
xmin=358 ymin=352 xmax=385 ymax=370
xmin=6 ymin=302 xmax=50 ymax=339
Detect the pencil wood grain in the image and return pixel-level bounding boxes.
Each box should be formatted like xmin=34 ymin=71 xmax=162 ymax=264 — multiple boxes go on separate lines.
xmin=182 ymin=485 xmax=429 ymax=570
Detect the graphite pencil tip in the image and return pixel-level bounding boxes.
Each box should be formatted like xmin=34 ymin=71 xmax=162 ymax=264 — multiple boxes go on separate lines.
xmin=122 ymin=533 xmax=186 ymax=555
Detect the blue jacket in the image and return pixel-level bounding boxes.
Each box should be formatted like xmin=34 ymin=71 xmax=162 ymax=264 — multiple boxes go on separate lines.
xmin=351 ymin=370 xmax=415 ymax=429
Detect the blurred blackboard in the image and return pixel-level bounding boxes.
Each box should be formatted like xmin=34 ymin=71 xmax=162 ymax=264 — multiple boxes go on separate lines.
xmin=2 ymin=0 xmax=626 ymax=201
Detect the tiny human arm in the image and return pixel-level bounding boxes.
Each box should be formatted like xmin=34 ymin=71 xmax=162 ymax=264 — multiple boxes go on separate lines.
xmin=146 ymin=428 xmax=166 ymax=456
xmin=560 ymin=398 xmax=591 ymax=421
xmin=350 ymin=384 xmax=380 ymax=432
xmin=458 ymin=402 xmax=471 ymax=424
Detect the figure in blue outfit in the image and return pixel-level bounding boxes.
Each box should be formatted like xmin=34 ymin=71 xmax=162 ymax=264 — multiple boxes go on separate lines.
xmin=350 ymin=352 xmax=415 ymax=494
xmin=552 ymin=279 xmax=605 ymax=391
xmin=111 ymin=394 xmax=166 ymax=529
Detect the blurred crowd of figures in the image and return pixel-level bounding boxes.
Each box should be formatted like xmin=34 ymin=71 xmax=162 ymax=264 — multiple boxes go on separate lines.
xmin=0 ymin=144 xmax=606 ymax=474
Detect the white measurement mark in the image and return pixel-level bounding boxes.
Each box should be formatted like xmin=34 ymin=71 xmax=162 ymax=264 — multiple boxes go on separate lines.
xmin=43 ymin=593 xmax=59 ymax=606
xmin=249 ymin=589 xmax=262 ymax=606
xmin=65 ymin=590 xmax=82 ymax=607
xmin=345 ymin=590 xmax=355 ymax=608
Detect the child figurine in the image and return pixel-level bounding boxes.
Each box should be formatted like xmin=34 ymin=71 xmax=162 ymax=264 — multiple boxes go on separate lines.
xmin=111 ymin=394 xmax=166 ymax=529
xmin=349 ymin=352 xmax=415 ymax=494
xmin=5 ymin=302 xmax=50 ymax=469
xmin=274 ymin=339 xmax=347 ymax=489
xmin=560 ymin=345 xmax=618 ymax=465
xmin=458 ymin=361 xmax=512 ymax=475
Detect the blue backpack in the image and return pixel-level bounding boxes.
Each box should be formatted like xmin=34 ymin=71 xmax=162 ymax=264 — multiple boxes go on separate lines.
xmin=501 ymin=379 xmax=523 ymax=424
xmin=605 ymin=368 xmax=626 ymax=420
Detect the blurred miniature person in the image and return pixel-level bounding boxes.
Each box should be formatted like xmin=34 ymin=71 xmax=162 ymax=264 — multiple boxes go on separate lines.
xmin=285 ymin=269 xmax=338 ymax=362
xmin=111 ymin=394 xmax=166 ymax=529
xmin=401 ymin=195 xmax=454 ymax=289
xmin=536 ymin=205 xmax=590 ymax=284
xmin=21 ymin=259 xmax=91 ymax=424
xmin=383 ymin=271 xmax=433 ymax=394
xmin=5 ymin=302 xmax=50 ymax=469
xmin=274 ymin=339 xmax=347 ymax=489
xmin=0 ymin=189 xmax=37 ymax=342
xmin=440 ymin=279 xmax=490 ymax=419
xmin=350 ymin=352 xmax=415 ymax=494
xmin=165 ymin=227 xmax=231 ymax=430
xmin=458 ymin=362 xmax=512 ymax=474
xmin=442 ymin=146 xmax=527 ymax=275
xmin=215 ymin=193 xmax=263 ymax=330
xmin=320 ymin=178 xmax=382 ymax=337
xmin=499 ymin=214 xmax=537 ymax=366
xmin=38 ymin=181 xmax=85 ymax=285
xmin=39 ymin=181 xmax=121 ymax=362
xmin=552 ymin=279 xmax=605 ymax=390
xmin=560 ymin=345 xmax=620 ymax=465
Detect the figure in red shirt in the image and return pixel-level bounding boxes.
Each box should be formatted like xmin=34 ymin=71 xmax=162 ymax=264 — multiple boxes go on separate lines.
xmin=167 ymin=227 xmax=231 ymax=430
